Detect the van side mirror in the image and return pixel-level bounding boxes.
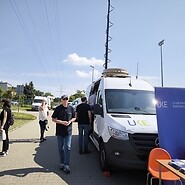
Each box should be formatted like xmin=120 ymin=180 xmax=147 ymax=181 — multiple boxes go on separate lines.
xmin=94 ymin=104 xmax=103 ymax=117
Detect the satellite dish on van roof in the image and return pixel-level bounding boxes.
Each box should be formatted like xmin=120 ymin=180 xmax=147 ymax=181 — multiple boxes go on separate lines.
xmin=102 ymin=68 xmax=130 ymax=77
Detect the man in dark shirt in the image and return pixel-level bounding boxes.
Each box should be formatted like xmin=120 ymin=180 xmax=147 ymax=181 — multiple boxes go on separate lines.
xmin=76 ymin=97 xmax=92 ymax=154
xmin=52 ymin=95 xmax=76 ymax=174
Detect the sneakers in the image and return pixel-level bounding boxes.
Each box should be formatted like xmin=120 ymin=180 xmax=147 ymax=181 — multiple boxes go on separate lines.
xmin=63 ymin=165 xmax=70 ymax=174
xmin=59 ymin=163 xmax=65 ymax=170
xmin=39 ymin=138 xmax=46 ymax=143
xmin=0 ymin=151 xmax=8 ymax=157
xmin=59 ymin=164 xmax=70 ymax=174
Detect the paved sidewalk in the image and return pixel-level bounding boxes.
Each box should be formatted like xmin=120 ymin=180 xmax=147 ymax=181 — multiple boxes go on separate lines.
xmin=0 ymin=111 xmax=146 ymax=185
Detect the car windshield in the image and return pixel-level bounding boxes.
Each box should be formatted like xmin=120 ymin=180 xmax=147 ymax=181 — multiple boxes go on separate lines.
xmin=105 ymin=89 xmax=156 ymax=115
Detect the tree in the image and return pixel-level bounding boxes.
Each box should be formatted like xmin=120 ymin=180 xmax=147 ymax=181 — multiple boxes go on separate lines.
xmin=45 ymin=92 xmax=53 ymax=97
xmin=0 ymin=87 xmax=5 ymax=100
xmin=24 ymin=81 xmax=35 ymax=103
xmin=35 ymin=90 xmax=44 ymax=96
xmin=69 ymin=90 xmax=85 ymax=101
xmin=4 ymin=89 xmax=13 ymax=99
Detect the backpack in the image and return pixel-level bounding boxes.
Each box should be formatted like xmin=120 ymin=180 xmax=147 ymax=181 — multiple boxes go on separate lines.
xmin=8 ymin=113 xmax=15 ymax=126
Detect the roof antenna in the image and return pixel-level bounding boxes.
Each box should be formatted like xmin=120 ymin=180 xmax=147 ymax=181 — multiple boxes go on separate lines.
xmin=136 ymin=62 xmax=139 ymax=79
xmin=129 ymin=78 xmax=132 ymax=87
xmin=104 ymin=0 xmax=114 ymax=69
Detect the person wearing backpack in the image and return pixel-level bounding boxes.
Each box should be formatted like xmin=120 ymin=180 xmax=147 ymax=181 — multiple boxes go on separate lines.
xmin=0 ymin=99 xmax=11 ymax=157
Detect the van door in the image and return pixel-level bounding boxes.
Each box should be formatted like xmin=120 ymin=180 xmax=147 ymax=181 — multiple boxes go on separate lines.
xmin=94 ymin=90 xmax=105 ymax=137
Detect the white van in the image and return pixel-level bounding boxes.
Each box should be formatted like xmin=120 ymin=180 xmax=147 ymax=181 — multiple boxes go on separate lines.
xmin=71 ymin=98 xmax=82 ymax=111
xmin=86 ymin=68 xmax=158 ymax=171
xmin=32 ymin=96 xmax=51 ymax=111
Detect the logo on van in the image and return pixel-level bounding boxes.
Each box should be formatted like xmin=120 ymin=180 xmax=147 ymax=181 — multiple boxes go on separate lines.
xmin=127 ymin=120 xmax=150 ymax=126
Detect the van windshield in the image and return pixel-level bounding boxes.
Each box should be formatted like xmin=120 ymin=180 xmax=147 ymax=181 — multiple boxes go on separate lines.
xmin=105 ymin=89 xmax=156 ymax=115
xmin=33 ymin=99 xmax=43 ymax=103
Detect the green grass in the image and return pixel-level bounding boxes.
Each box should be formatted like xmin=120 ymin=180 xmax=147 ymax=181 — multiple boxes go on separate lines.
xmin=11 ymin=105 xmax=32 ymax=111
xmin=9 ymin=112 xmax=37 ymax=131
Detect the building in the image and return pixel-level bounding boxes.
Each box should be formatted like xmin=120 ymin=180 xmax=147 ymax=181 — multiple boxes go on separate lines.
xmin=0 ymin=81 xmax=13 ymax=91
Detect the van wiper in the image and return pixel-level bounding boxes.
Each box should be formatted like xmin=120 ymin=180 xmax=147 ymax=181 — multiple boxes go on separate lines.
xmin=134 ymin=106 xmax=149 ymax=114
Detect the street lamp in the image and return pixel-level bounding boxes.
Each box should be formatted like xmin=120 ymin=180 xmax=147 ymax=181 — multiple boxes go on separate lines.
xmin=158 ymin=39 xmax=165 ymax=87
xmin=90 ymin=65 xmax=94 ymax=83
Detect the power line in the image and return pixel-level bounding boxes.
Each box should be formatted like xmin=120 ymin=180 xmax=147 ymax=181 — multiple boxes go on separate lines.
xmin=41 ymin=0 xmax=62 ymax=87
xmin=9 ymin=0 xmax=62 ymax=93
xmin=24 ymin=0 xmax=55 ymax=87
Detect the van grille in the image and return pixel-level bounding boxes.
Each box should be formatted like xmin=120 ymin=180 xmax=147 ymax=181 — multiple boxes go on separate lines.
xmin=129 ymin=133 xmax=158 ymax=156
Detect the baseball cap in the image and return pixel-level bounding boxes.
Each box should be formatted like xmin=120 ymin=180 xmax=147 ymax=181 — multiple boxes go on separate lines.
xmin=61 ymin=95 xmax=68 ymax=100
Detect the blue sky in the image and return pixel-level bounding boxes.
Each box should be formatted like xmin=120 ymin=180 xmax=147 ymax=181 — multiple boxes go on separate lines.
xmin=1 ymin=0 xmax=185 ymax=97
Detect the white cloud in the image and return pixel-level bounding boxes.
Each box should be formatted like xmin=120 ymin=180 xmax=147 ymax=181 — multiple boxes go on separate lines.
xmin=76 ymin=70 xmax=89 ymax=78
xmin=76 ymin=69 xmax=102 ymax=79
xmin=63 ymin=53 xmax=104 ymax=66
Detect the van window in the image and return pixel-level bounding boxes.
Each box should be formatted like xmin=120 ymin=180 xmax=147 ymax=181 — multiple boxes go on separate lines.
xmin=105 ymin=89 xmax=156 ymax=114
xmin=97 ymin=90 xmax=103 ymax=106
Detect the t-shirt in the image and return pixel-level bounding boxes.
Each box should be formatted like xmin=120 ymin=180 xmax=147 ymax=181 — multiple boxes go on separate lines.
xmin=76 ymin=103 xmax=91 ymax=125
xmin=0 ymin=106 xmax=11 ymax=129
xmin=39 ymin=106 xmax=48 ymax=121
xmin=52 ymin=104 xmax=75 ymax=136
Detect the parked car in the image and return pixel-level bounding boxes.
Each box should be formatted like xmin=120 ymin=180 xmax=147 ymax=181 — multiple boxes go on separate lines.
xmin=11 ymin=100 xmax=19 ymax=105
xmin=71 ymin=98 xmax=81 ymax=111
xmin=52 ymin=102 xmax=60 ymax=110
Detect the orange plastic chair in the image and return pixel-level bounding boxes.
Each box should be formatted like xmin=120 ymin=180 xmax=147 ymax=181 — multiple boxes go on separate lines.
xmin=146 ymin=147 xmax=182 ymax=185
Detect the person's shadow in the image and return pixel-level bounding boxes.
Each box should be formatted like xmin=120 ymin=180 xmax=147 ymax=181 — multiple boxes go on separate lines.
xmin=0 ymin=135 xmax=104 ymax=184
xmin=32 ymin=135 xmax=106 ymax=184
xmin=0 ymin=135 xmax=147 ymax=185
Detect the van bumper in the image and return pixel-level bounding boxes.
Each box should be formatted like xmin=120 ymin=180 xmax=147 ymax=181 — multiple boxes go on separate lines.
xmin=104 ymin=137 xmax=150 ymax=169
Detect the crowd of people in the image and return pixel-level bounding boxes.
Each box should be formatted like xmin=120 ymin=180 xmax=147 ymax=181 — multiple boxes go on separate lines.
xmin=0 ymin=92 xmax=96 ymax=174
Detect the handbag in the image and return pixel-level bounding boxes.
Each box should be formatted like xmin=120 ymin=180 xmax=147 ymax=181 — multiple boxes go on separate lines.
xmin=0 ymin=129 xmax=6 ymax=141
xmin=45 ymin=120 xmax=50 ymax=131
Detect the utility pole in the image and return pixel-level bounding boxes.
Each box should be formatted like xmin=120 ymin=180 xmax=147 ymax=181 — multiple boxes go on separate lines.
xmin=136 ymin=63 xmax=139 ymax=79
xmin=104 ymin=0 xmax=111 ymax=69
xmin=90 ymin=65 xmax=94 ymax=83
xmin=158 ymin=39 xmax=165 ymax=87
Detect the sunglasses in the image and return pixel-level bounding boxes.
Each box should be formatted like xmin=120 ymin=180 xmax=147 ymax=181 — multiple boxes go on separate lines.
xmin=62 ymin=98 xmax=68 ymax=101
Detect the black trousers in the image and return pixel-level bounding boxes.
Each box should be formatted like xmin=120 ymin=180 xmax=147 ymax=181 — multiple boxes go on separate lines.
xmin=39 ymin=120 xmax=47 ymax=140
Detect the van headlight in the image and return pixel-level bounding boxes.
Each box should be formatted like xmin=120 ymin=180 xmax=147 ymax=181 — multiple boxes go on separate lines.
xmin=108 ymin=126 xmax=129 ymax=140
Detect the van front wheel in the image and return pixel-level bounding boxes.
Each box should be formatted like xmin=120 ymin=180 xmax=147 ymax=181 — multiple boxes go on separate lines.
xmin=99 ymin=142 xmax=110 ymax=171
